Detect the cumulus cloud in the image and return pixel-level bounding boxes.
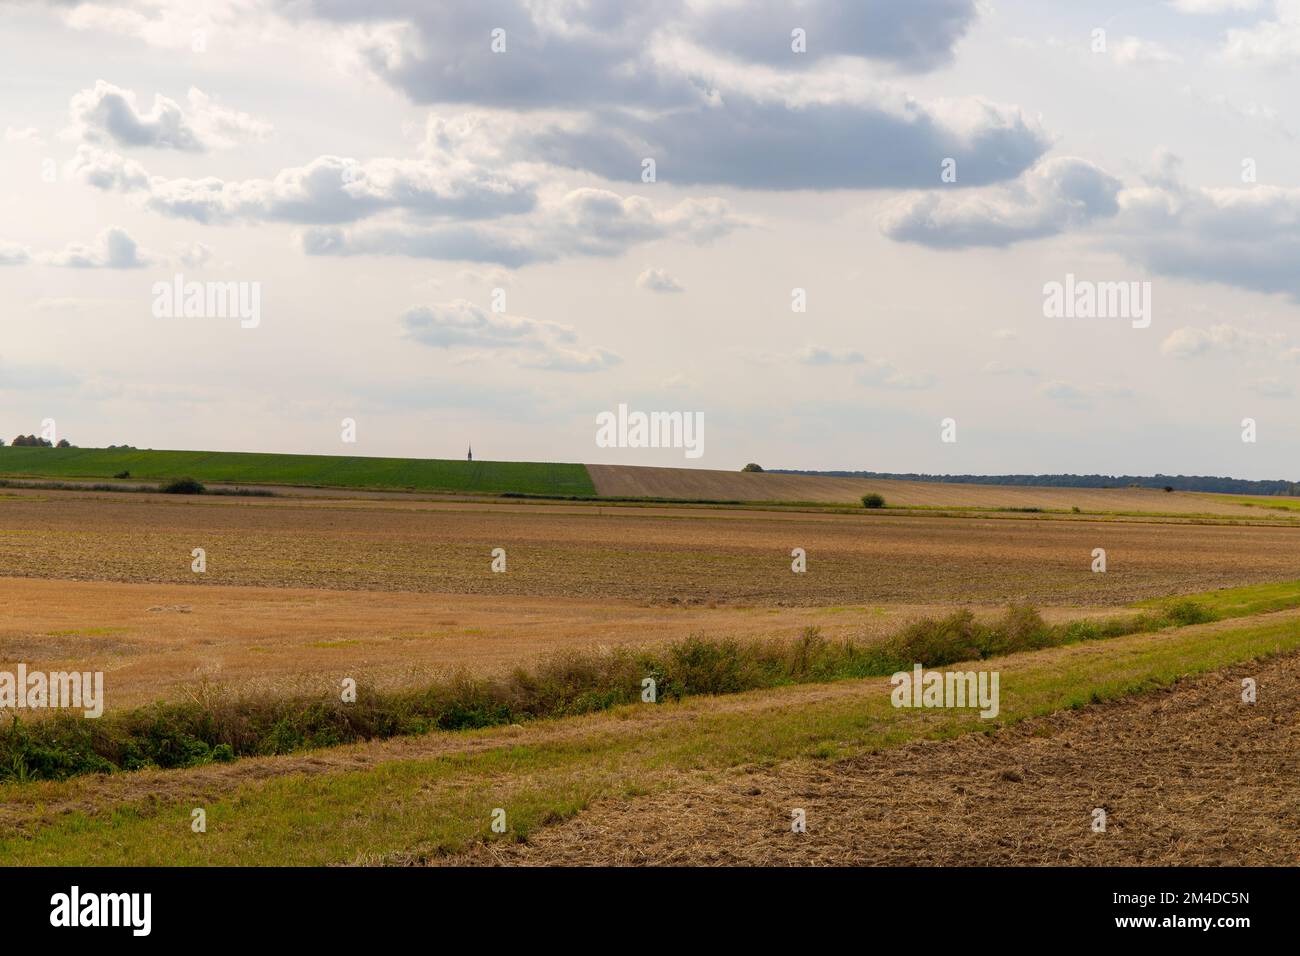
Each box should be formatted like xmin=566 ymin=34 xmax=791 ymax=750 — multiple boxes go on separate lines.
xmin=302 ymin=187 xmax=745 ymax=266
xmin=880 ymin=156 xmax=1123 ymax=248
xmin=1159 ymin=323 xmax=1284 ymax=357
xmin=4 ymin=126 xmax=44 ymax=145
xmin=526 ymin=94 xmax=1047 ymax=191
xmin=40 ymin=227 xmax=150 ymax=268
xmin=1170 ymin=0 xmax=1260 ymax=11
xmin=636 ymin=267 xmax=684 ymax=293
xmin=1222 ymin=2 xmax=1300 ymax=65
xmin=1109 ymin=36 xmax=1182 ymax=65
xmin=855 ymin=359 xmax=935 ymax=389
xmin=401 ymin=299 xmax=619 ymax=372
xmin=1040 ymin=380 xmax=1132 ymax=408
xmin=67 ymin=145 xmax=151 ymax=190
xmin=687 ymin=0 xmax=979 ymax=72
xmin=0 ymin=242 xmax=33 ymax=265
xmin=1117 ymin=157 xmax=1300 ymax=301
xmin=81 ymin=150 xmax=536 ymax=225
xmin=879 ymin=148 xmax=1300 ymax=302
xmin=67 ymin=81 xmax=270 ymax=151
xmin=325 ymin=1 xmax=979 ymax=106
xmin=982 ymin=360 xmax=1037 ymax=376
xmin=176 ymin=241 xmax=214 ymax=268
xmin=796 ymin=345 xmax=865 ymax=365
xmin=281 ymin=1 xmax=1046 ymax=190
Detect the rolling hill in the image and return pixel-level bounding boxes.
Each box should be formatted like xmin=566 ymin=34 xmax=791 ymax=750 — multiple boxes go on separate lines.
xmin=0 ymin=446 xmax=595 ymax=497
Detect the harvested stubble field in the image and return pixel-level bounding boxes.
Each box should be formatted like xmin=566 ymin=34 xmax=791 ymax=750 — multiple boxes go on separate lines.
xmin=10 ymin=576 xmax=1119 ymax=710
xmin=2 ymin=487 xmax=1299 ymax=712
xmin=3 ymin=490 xmax=1299 ymax=607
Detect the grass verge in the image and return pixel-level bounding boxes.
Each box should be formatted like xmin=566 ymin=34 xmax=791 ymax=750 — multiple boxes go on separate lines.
xmin=0 ymin=599 xmax=1214 ymax=783
xmin=1 ymin=606 xmax=1295 ymax=864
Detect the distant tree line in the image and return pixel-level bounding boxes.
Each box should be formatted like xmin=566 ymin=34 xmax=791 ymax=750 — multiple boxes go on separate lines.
xmin=772 ymin=470 xmax=1300 ymax=496
xmin=3 ymin=435 xmax=72 ymax=447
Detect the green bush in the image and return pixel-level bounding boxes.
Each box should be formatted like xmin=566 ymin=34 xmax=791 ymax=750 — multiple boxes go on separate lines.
xmin=159 ymin=476 xmax=205 ymax=494
xmin=861 ymin=493 xmax=886 ymax=509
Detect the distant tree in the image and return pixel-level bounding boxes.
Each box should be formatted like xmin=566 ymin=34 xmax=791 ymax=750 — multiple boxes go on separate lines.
xmin=741 ymin=463 xmax=763 ymax=473
xmin=1163 ymin=485 xmax=1174 ymax=493
xmin=861 ymin=493 xmax=886 ymax=509
xmin=56 ymin=438 xmax=71 ymax=448
xmin=11 ymin=434 xmax=52 ymax=447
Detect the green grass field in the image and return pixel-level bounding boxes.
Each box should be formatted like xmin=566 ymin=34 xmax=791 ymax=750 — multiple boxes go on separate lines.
xmin=0 ymin=446 xmax=596 ymax=497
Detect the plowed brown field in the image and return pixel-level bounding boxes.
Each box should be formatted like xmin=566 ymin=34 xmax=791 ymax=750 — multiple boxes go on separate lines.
xmin=3 ymin=488 xmax=1299 ymax=710
xmin=3 ymin=491 xmax=1299 ymax=605
xmin=587 ymin=464 xmax=1288 ymax=515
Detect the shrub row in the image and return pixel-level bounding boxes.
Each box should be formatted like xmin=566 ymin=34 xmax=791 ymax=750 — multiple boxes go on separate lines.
xmin=0 ymin=600 xmax=1217 ymax=783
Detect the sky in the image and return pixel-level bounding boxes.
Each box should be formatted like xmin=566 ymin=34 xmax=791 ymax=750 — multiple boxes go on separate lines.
xmin=2 ymin=0 xmax=1299 ymax=478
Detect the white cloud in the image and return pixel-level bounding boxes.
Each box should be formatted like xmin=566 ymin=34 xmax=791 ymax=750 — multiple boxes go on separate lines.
xmin=856 ymin=359 xmax=936 ymax=389
xmin=0 ymin=242 xmax=33 ymax=265
xmin=40 ymin=227 xmax=151 ymax=269
xmin=796 ymin=346 xmax=865 ymax=365
xmin=1169 ymin=0 xmax=1260 ymax=11
xmin=302 ymin=188 xmax=746 ymax=265
xmin=67 ymin=146 xmax=151 ymax=190
xmin=1110 ymin=37 xmax=1182 ymax=66
xmin=636 ymin=267 xmax=684 ymax=293
xmin=879 ymin=157 xmax=1123 ymax=248
xmin=4 ymin=126 xmax=44 ymax=145
xmin=1160 ymin=323 xmax=1284 ymax=357
xmin=67 ymin=81 xmax=269 ymax=151
xmin=176 ymin=241 xmax=214 ymax=268
xmin=1222 ymin=1 xmax=1300 ymax=65
xmin=401 ymin=299 xmax=619 ymax=373
xmin=1040 ymin=380 xmax=1133 ymax=408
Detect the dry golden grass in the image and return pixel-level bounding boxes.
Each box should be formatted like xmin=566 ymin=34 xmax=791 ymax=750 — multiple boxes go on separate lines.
xmin=4 ymin=488 xmax=1300 ymax=713
xmin=0 ymin=576 xmax=1133 ymax=711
